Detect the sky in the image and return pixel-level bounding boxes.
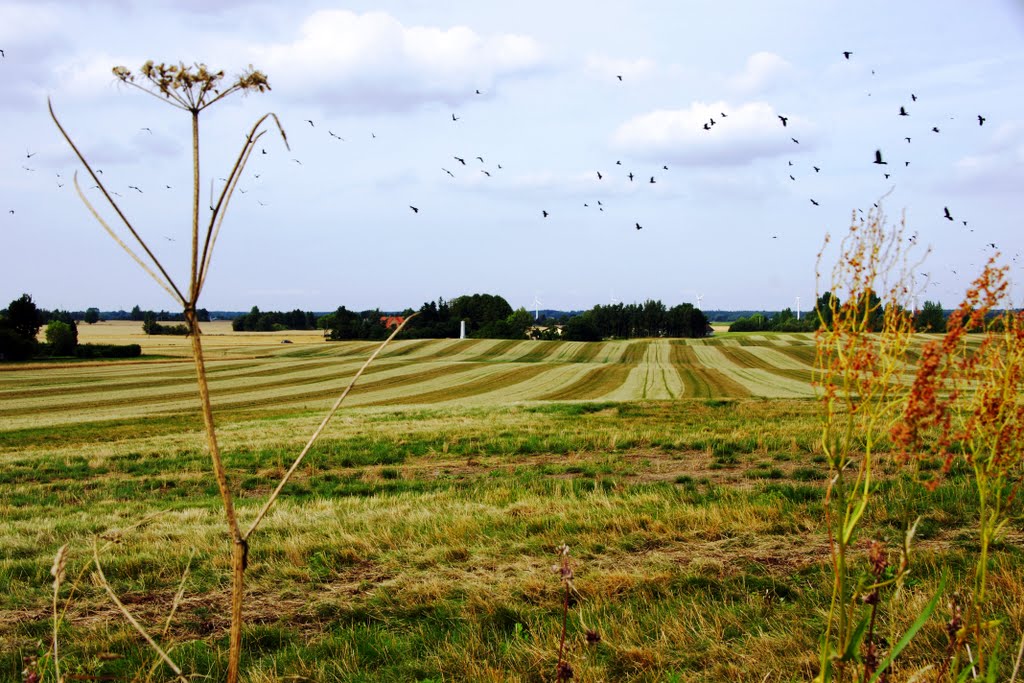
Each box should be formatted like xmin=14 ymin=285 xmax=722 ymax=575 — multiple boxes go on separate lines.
xmin=2 ymin=0 xmax=1023 ymax=314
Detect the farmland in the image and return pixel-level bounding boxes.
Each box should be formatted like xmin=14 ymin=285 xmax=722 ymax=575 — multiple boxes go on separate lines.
xmin=2 ymin=323 xmax=1021 ymax=681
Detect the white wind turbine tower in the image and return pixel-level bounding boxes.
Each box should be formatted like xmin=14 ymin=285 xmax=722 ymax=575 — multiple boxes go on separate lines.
xmin=533 ymin=293 xmax=543 ymax=321
xmin=795 ymin=296 xmax=801 ymax=320
xmin=694 ymin=293 xmax=705 ymax=310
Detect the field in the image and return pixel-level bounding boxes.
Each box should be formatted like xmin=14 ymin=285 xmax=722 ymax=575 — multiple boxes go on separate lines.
xmin=2 ymin=324 xmax=1021 ymax=681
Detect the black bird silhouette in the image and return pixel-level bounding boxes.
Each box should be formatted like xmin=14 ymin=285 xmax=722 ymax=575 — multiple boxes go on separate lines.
xmin=128 ymin=185 xmax=143 ymax=193
xmin=328 ymin=131 xmax=344 ymax=140
xmin=0 ymin=49 xmax=5 ymax=58
xmin=141 ymin=127 xmax=152 ymax=133
xmin=873 ymin=150 xmax=887 ymax=165
xmin=628 ymin=172 xmax=634 ymax=181
xmin=452 ymin=113 xmax=459 ymax=121
xmin=475 ymin=89 xmax=481 ymax=94
xmin=911 ymin=93 xmax=917 ymax=101
xmin=702 ymin=123 xmax=710 ymax=131
xmin=649 ymin=176 xmax=656 ymax=184
xmin=542 ymin=210 xmax=549 ymax=217
xmin=635 ymin=222 xmax=642 ymax=230
xmin=813 ymin=166 xmax=820 ymax=172
xmin=884 ymin=173 xmax=890 ymax=179
xmin=165 ymin=185 xmax=172 ymax=189
xmin=905 ymin=137 xmax=911 ymax=143
xmin=481 ymin=170 xmax=491 ymax=177
xmin=662 ymin=165 xmax=668 ymax=170
xmin=943 ymin=207 xmax=953 ymax=221
xmin=778 ymin=115 xmax=788 ymax=127
xmin=616 ymin=75 xmax=623 ymax=81
xmin=596 ymin=171 xmax=602 ymax=180
xmin=597 ymin=201 xmax=602 ymax=206
xmin=257 ymin=200 xmax=267 ymax=206
xmin=163 ymin=236 xmax=174 ymax=241
xmin=977 ymin=115 xmax=986 ymax=126
xmin=454 ymin=156 xmax=466 ymax=165
xmin=476 ymin=156 xmax=484 ymax=163
xmin=8 ymin=209 xmax=13 ymax=214
xmin=932 ymin=127 xmax=940 ymax=133
xmin=22 ymin=166 xmax=34 ymax=172
xmin=788 ymin=160 xmax=793 ymax=166
xmin=899 ymin=106 xmax=908 ymax=116
xmin=442 ymin=168 xmax=455 ymax=178
xmin=789 ymin=175 xmax=795 ymax=181
xmin=615 ymin=160 xmax=621 ymax=165
xmin=26 ymin=150 xmax=35 ymax=158
xmin=95 ymin=169 xmax=102 ymax=174
xmin=409 ymin=206 xmax=419 ymax=213
xmin=791 ymin=137 xmax=799 ymax=144
xmin=709 ymin=118 xmax=715 ymax=126
xmin=720 ymin=112 xmax=728 ymax=118
xmin=304 ymin=119 xmax=314 ymax=127
xmin=810 ymin=199 xmax=819 ymax=206
xmin=291 ymin=158 xmax=302 ymax=164
xmin=905 ymin=161 xmax=910 ymax=167
xmin=988 ymin=243 xmax=997 ymax=249
xmin=843 ymin=51 xmax=852 ymax=59
xmin=261 ymin=148 xmax=267 ymax=154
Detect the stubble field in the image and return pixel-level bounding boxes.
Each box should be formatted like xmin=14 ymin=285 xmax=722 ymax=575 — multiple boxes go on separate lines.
xmin=1 ymin=323 xmax=1020 ymax=681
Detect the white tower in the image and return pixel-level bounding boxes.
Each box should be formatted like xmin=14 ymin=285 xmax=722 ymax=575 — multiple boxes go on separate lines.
xmin=796 ymin=296 xmax=801 ymax=320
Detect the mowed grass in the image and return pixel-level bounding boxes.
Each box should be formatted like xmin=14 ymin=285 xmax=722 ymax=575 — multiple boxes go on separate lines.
xmin=2 ymin=326 xmax=1021 ymax=681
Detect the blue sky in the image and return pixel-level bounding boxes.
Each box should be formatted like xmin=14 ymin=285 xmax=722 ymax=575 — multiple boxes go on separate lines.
xmin=2 ymin=0 xmax=1023 ymax=313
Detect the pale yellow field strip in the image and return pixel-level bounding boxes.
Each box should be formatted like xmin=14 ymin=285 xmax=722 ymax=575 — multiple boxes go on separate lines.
xmin=740 ymin=346 xmax=816 ymax=371
xmin=720 ymin=368 xmax=816 ymax=397
xmin=599 ymin=342 xmax=629 ymax=364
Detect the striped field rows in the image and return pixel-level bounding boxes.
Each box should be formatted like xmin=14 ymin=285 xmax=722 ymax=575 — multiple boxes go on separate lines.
xmin=0 ymin=335 xmax=833 ymax=430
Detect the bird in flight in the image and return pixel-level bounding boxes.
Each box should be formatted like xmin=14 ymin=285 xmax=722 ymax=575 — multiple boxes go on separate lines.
xmin=452 ymin=113 xmax=459 ymax=122
xmin=257 ymin=200 xmax=267 ymax=206
xmin=702 ymin=123 xmax=711 ymax=131
xmin=662 ymin=165 xmax=668 ymax=170
xmin=304 ymin=119 xmax=314 ymax=127
xmin=884 ymin=173 xmax=890 ymax=179
xmin=442 ymin=168 xmax=455 ymax=178
xmin=905 ymin=137 xmax=911 ymax=143
xmin=873 ymin=150 xmax=887 ymax=165
xmin=542 ymin=210 xmax=549 ymax=217
xmin=943 ymin=207 xmax=953 ymax=221
xmin=476 ymin=156 xmax=484 ymax=163
xmin=475 ymin=89 xmax=481 ymax=95
xmin=810 ymin=199 xmax=819 ymax=206
xmin=481 ymin=170 xmax=491 ymax=177
xmin=813 ymin=166 xmax=820 ymax=173
xmin=128 ymin=185 xmax=143 ymax=193
xmin=328 ymin=131 xmax=344 ymax=140
xmin=628 ymin=172 xmax=634 ymax=181
xmin=141 ymin=127 xmax=152 ymax=133
xmin=615 ymin=160 xmax=621 ymax=165
xmin=454 ymin=156 xmax=466 ymax=165
xmin=635 ymin=222 xmax=642 ymax=230
xmin=616 ymin=74 xmax=623 ymax=81
xmin=978 ymin=115 xmax=986 ymax=126
xmin=791 ymin=137 xmax=799 ymax=144
xmin=291 ymin=158 xmax=302 ymax=164
xmin=843 ymin=51 xmax=853 ymax=59
xmin=0 ymin=49 xmax=5 ymax=58
xmin=409 ymin=206 xmax=419 ymax=213
xmin=596 ymin=171 xmax=602 ymax=180
xmin=932 ymin=127 xmax=940 ymax=133
xmin=911 ymin=93 xmax=918 ymax=101
xmin=899 ymin=106 xmax=909 ymax=116
xmin=789 ymin=175 xmax=796 ymax=181
xmin=778 ymin=115 xmax=788 ymax=127
xmin=649 ymin=176 xmax=656 ymax=183
xmin=26 ymin=150 xmax=35 ymax=158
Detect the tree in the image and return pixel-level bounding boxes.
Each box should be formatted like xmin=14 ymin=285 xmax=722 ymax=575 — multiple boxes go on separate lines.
xmin=83 ymin=307 xmax=101 ymax=324
xmin=6 ymin=294 xmax=43 ymax=340
xmin=815 ymin=291 xmax=839 ymax=329
xmin=45 ymin=320 xmax=78 ymax=355
xmin=915 ymin=300 xmax=946 ymax=333
xmin=130 ymin=305 xmax=144 ymax=321
xmin=562 ymin=313 xmax=602 ymax=341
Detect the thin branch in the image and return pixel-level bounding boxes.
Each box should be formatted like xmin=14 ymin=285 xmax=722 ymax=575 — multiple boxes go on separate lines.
xmin=197 ymin=112 xmax=288 ymax=293
xmin=116 ymin=78 xmax=191 ymax=111
xmin=50 ymin=99 xmax=187 ymax=304
xmin=163 ymin=548 xmax=195 ymax=638
xmin=1009 ymin=630 xmax=1024 ymax=683
xmin=72 ymin=173 xmax=183 ymax=303
xmin=91 ymin=540 xmax=188 ymax=683
xmin=244 ymin=313 xmax=418 ymax=540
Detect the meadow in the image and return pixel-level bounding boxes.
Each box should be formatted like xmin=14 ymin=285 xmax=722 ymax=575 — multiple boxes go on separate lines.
xmin=2 ymin=323 xmax=1021 ymax=681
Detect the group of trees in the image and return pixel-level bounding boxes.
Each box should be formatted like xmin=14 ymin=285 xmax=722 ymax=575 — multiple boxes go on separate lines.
xmin=728 ymin=292 xmax=951 ymax=333
xmin=560 ymin=301 xmax=710 ymax=341
xmin=232 ymin=306 xmax=317 ymax=332
xmin=0 ymin=294 xmax=139 ymax=360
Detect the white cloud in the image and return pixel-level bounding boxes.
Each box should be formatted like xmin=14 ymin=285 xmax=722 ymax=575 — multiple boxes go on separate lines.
xmin=611 ymin=100 xmax=807 ymax=166
xmin=728 ymin=51 xmax=793 ymax=94
xmin=584 ymin=54 xmax=656 ymax=82
xmin=256 ymin=10 xmax=546 ymax=112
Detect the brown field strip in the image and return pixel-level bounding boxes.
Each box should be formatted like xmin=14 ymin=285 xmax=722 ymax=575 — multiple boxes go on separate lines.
xmin=772 ymin=344 xmax=818 ymax=366
xmin=716 ymin=346 xmax=815 ymax=384
xmin=417 ymin=339 xmax=484 ymax=360
xmin=617 ymin=341 xmax=648 ymax=364
xmin=379 ymin=339 xmax=436 ymax=358
xmin=537 ymin=363 xmax=632 ymax=400
xmin=512 ymin=340 xmax=564 ymax=363
xmin=465 ymin=339 xmax=525 ymax=361
xmin=366 ymin=363 xmax=553 ymax=405
xmin=669 ymin=343 xmax=752 ymax=398
xmin=564 ymin=341 xmax=606 ymax=363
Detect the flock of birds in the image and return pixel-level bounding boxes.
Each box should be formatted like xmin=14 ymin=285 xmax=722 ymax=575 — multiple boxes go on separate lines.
xmin=3 ymin=45 xmax=1018 ymax=289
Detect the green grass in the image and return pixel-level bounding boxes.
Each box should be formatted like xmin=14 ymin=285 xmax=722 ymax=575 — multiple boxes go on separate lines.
xmin=2 ymin=334 xmax=1022 ymax=681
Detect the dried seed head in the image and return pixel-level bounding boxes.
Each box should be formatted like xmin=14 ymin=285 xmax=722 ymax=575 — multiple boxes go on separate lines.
xmin=585 ymin=628 xmax=601 ymax=644
xmin=555 ymin=660 xmax=574 ymax=680
xmin=50 ymin=544 xmax=68 ymax=589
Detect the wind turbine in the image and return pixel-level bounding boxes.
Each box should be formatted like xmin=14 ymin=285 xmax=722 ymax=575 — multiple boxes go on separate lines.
xmin=795 ymin=296 xmax=801 ymax=320
xmin=694 ymin=293 xmax=705 ymax=309
xmin=533 ymin=294 xmax=543 ymax=321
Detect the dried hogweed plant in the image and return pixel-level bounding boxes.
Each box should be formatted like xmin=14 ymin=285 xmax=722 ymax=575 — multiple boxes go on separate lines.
xmin=50 ymin=61 xmax=414 ymax=682
xmin=892 ymin=257 xmax=1024 ymax=679
xmin=812 ymin=205 xmax=943 ymax=682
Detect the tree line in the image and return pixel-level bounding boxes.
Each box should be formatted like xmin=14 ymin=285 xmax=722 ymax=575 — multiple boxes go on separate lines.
xmin=728 ymin=292 xmax=951 ymax=333
xmin=0 ymin=294 xmax=140 ymax=361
